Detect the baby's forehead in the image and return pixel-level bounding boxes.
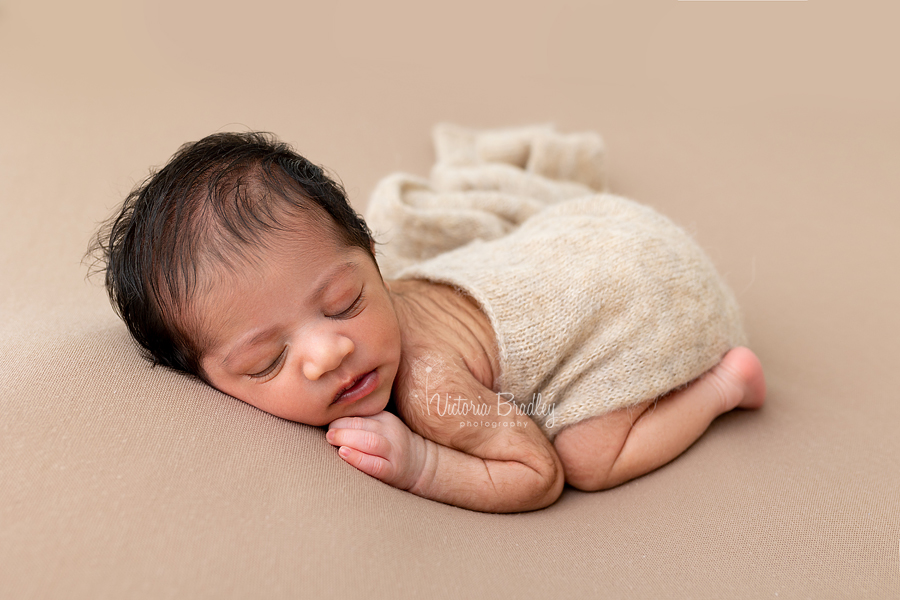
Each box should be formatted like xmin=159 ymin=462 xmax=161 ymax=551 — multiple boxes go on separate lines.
xmin=192 ymin=221 xmax=354 ymax=300
xmin=200 ymin=222 xmax=344 ymax=285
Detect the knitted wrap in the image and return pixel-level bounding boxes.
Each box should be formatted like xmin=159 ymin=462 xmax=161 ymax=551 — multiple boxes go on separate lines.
xmin=366 ymin=124 xmax=746 ymax=440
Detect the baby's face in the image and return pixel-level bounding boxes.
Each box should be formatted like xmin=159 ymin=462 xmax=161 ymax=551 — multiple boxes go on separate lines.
xmin=198 ymin=229 xmax=401 ymax=427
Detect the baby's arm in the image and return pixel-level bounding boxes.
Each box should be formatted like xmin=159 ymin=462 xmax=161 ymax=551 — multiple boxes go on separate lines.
xmin=326 ymin=380 xmax=564 ymax=513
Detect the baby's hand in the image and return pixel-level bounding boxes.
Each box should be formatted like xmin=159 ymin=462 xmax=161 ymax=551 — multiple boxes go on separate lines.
xmin=326 ymin=411 xmax=428 ymax=492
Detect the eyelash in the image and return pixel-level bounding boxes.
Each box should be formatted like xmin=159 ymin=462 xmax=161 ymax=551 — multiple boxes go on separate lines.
xmin=248 ymin=348 xmax=286 ymax=381
xmin=328 ymin=291 xmax=364 ymax=320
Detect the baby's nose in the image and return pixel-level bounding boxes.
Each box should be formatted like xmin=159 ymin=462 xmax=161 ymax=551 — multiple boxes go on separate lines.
xmin=302 ymin=335 xmax=354 ymax=381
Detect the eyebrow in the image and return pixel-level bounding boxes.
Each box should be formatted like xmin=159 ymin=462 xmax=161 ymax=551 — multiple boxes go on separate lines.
xmin=311 ymin=261 xmax=358 ymax=302
xmin=219 ymin=260 xmax=359 ymax=369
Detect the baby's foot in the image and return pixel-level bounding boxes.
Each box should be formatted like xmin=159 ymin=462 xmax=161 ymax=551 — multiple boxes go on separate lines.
xmin=710 ymin=347 xmax=767 ymax=411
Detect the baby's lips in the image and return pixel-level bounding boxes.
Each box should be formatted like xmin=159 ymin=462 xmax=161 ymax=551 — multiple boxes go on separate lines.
xmin=332 ymin=372 xmax=364 ymax=403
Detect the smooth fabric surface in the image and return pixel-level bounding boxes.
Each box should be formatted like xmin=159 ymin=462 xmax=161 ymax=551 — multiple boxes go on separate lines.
xmin=2 ymin=1 xmax=898 ymax=598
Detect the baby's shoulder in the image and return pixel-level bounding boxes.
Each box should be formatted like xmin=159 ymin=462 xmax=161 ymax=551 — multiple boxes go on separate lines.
xmin=389 ymin=281 xmax=496 ymax=440
xmin=389 ymin=278 xmax=497 ymax=390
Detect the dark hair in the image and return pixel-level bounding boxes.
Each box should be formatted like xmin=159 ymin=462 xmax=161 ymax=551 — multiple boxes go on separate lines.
xmin=87 ymin=131 xmax=375 ymax=381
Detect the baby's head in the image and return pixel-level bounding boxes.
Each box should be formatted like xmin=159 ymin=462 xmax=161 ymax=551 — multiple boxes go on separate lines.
xmin=91 ymin=132 xmax=401 ymax=425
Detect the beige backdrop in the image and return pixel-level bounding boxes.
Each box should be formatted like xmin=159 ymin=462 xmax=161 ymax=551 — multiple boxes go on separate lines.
xmin=1 ymin=0 xmax=898 ymax=598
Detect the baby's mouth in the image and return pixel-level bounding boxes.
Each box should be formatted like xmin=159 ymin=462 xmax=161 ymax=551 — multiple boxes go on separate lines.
xmin=332 ymin=370 xmax=377 ymax=405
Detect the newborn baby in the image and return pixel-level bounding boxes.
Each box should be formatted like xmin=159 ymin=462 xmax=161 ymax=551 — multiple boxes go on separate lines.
xmin=92 ymin=128 xmax=765 ymax=513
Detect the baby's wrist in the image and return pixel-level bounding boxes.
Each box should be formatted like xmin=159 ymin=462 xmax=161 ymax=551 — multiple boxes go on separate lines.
xmin=405 ymin=435 xmax=438 ymax=496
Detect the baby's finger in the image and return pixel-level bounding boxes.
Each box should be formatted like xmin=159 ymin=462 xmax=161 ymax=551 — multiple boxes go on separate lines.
xmin=364 ymin=410 xmax=404 ymax=427
xmin=326 ymin=427 xmax=392 ymax=458
xmin=337 ymin=446 xmax=394 ymax=482
xmin=328 ymin=415 xmax=381 ymax=432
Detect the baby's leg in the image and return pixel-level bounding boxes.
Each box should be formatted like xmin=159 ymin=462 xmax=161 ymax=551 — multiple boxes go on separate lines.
xmin=553 ymin=347 xmax=766 ymax=491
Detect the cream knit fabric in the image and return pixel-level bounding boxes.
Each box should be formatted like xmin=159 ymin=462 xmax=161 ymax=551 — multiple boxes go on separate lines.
xmin=366 ymin=124 xmax=746 ymax=440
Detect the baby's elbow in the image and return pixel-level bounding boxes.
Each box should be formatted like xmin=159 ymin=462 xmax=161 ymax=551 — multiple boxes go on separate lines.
xmin=515 ymin=452 xmax=565 ymax=512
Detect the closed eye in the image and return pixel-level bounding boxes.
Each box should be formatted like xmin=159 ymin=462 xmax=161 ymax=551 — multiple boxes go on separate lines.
xmin=328 ymin=290 xmax=364 ymax=319
xmin=248 ymin=348 xmax=287 ymax=381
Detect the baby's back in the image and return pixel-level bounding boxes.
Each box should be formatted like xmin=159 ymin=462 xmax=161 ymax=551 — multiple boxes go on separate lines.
xmin=394 ymin=193 xmax=746 ymax=439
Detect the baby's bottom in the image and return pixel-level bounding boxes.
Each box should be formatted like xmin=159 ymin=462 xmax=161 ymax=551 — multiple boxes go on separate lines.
xmin=553 ymin=347 xmax=766 ymax=491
